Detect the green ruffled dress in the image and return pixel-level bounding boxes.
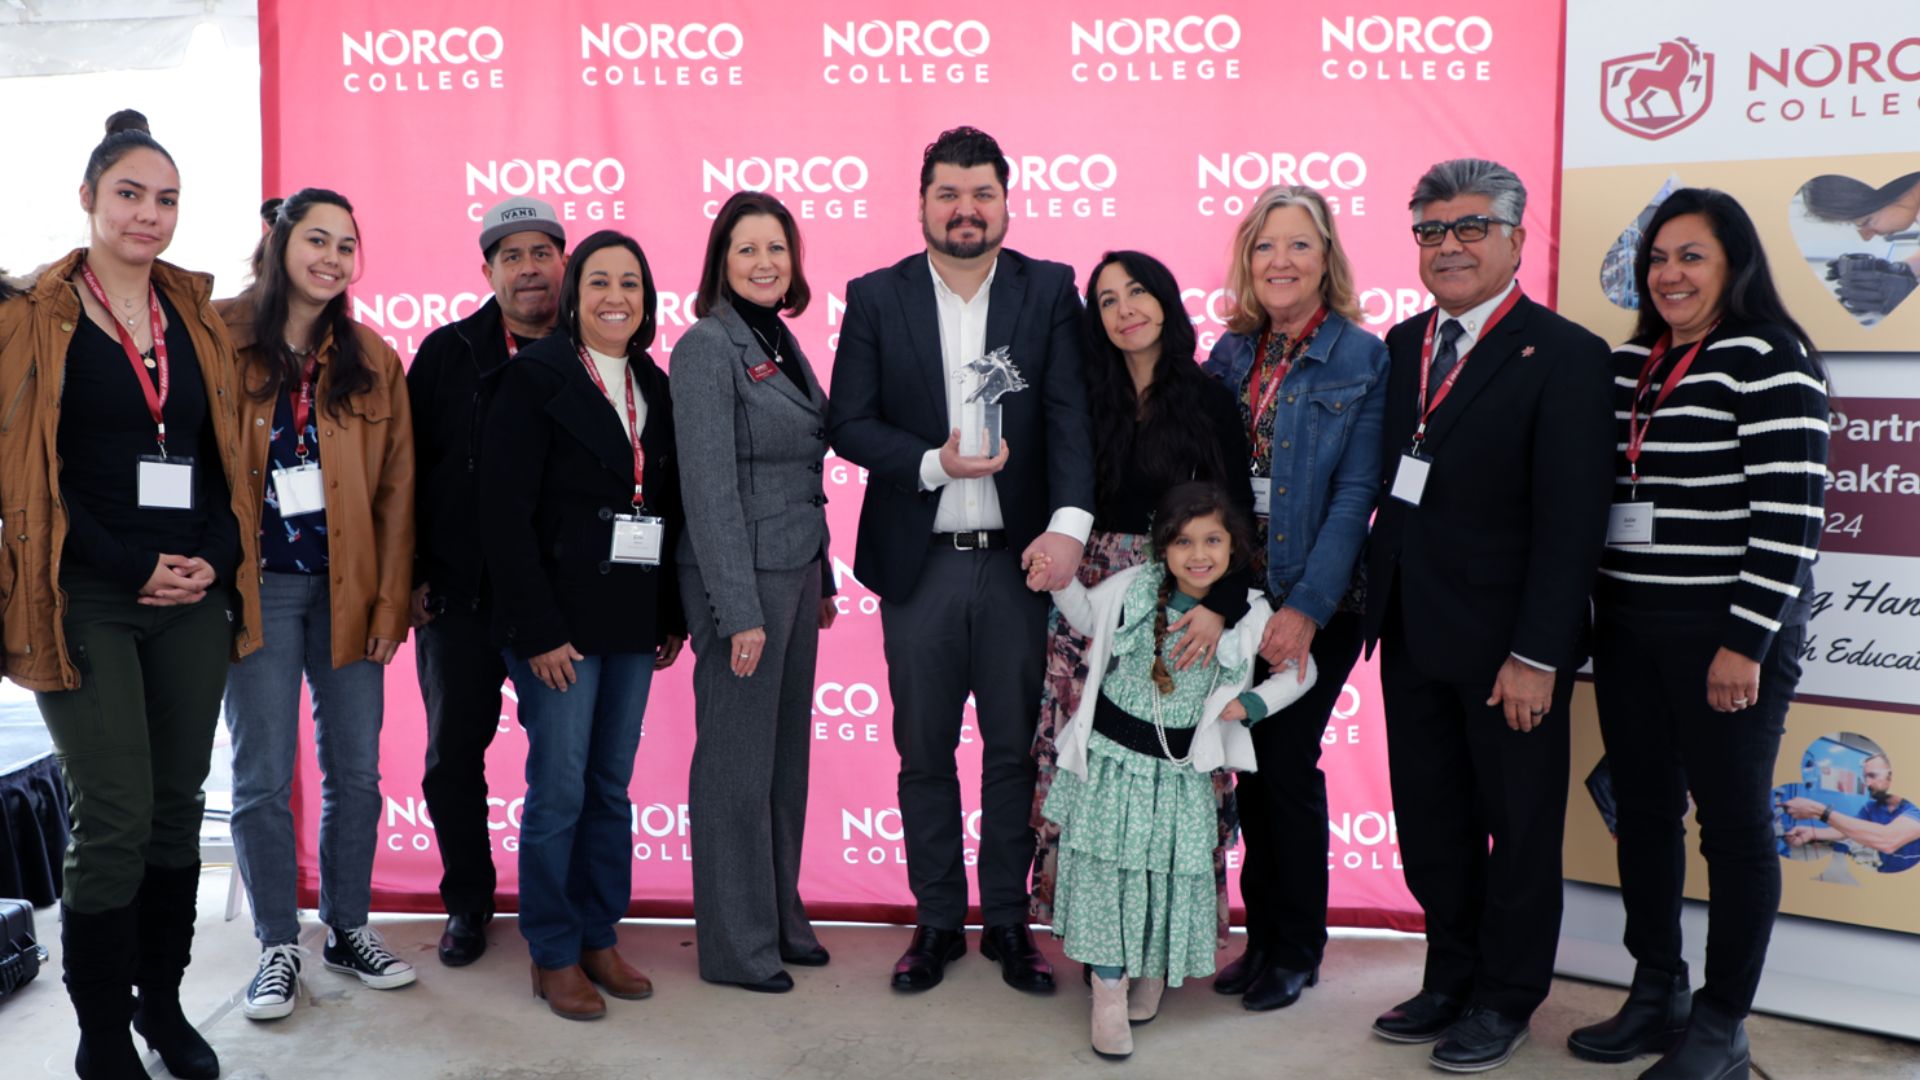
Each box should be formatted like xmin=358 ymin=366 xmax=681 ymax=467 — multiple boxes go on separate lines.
xmin=1042 ymin=565 xmax=1249 ymax=985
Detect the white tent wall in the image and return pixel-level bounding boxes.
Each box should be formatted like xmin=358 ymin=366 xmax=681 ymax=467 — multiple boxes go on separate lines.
xmin=0 ymin=2 xmax=261 ymax=296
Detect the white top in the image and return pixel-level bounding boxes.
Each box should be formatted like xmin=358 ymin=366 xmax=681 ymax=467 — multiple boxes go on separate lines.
xmin=585 ymin=345 xmax=645 ymax=443
xmin=1048 ymin=565 xmax=1318 ymax=780
xmin=1435 ymin=278 xmax=1517 ymax=363
xmin=915 ymin=255 xmax=1093 ymax=542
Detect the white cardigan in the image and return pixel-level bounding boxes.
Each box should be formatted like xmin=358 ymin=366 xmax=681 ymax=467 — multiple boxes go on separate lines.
xmin=1051 ymin=564 xmax=1319 ymax=780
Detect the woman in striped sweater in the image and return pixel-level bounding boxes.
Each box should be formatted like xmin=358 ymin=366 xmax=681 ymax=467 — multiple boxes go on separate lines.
xmin=1569 ymin=188 xmax=1828 ymax=1080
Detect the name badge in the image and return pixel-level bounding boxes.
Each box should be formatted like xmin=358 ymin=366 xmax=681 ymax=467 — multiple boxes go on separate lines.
xmin=610 ymin=514 xmax=665 ymax=566
xmin=137 ymin=455 xmax=195 ymax=510
xmin=747 ymin=360 xmax=780 ymax=383
xmin=272 ymin=462 xmax=327 ymax=517
xmin=1389 ymin=453 xmax=1431 ymax=507
xmin=1607 ymin=501 xmax=1656 ymax=546
xmin=1251 ymin=473 xmax=1271 ymax=517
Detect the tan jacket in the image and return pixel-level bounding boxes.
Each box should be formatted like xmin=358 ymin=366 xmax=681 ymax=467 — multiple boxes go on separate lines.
xmin=217 ymin=297 xmax=415 ymax=669
xmin=0 ymin=249 xmax=264 ymax=691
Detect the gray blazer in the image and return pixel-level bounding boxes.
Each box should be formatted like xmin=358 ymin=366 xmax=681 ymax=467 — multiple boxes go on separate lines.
xmin=671 ymin=303 xmax=831 ymax=637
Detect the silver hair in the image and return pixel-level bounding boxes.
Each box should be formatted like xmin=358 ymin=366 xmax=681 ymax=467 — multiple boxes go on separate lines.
xmin=1408 ymin=159 xmax=1527 ymax=231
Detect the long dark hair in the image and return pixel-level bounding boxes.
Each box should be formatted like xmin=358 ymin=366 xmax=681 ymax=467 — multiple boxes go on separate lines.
xmin=247 ymin=188 xmax=374 ymax=419
xmin=558 ymin=230 xmax=658 ymax=356
xmin=693 ymin=191 xmax=810 ymax=318
xmin=83 ymin=109 xmax=174 ymax=198
xmin=1082 ymin=251 xmax=1226 ymax=502
xmin=1799 ymin=173 xmax=1920 ymax=224
xmin=1145 ymin=481 xmax=1255 ymax=694
xmin=1632 ymin=188 xmax=1822 ymax=373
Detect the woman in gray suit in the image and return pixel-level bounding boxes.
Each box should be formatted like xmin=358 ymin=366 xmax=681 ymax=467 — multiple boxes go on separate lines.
xmin=674 ymin=191 xmax=835 ymax=993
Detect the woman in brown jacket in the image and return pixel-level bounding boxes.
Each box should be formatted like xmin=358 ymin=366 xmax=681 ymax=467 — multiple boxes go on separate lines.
xmin=0 ymin=111 xmax=261 ymax=1080
xmin=215 ymin=188 xmax=418 ymax=1023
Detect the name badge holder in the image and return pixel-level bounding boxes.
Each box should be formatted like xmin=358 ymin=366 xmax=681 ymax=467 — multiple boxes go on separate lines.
xmin=1391 ymin=289 xmax=1523 ymax=508
xmin=577 ymin=345 xmax=660 ymax=566
xmin=1613 ymin=327 xmax=1714 ymax=548
xmin=80 ymin=264 xmax=196 ymax=509
xmin=273 ymin=357 xmax=326 ymax=517
xmin=1251 ymin=473 xmax=1272 ymax=517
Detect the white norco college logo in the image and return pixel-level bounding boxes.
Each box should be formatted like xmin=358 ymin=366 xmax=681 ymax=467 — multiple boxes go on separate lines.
xmin=1068 ymin=16 xmax=1243 ymax=82
xmin=340 ymin=27 xmax=506 ymax=93
xmin=579 ymin=21 xmax=746 ymax=88
xmin=463 ymin=159 xmax=629 ymax=226
xmin=821 ymin=19 xmax=992 ymax=84
xmin=701 ymin=156 xmax=871 ymax=219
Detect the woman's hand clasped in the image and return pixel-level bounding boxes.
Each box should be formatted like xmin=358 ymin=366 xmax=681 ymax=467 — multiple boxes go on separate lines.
xmin=137 ymin=553 xmax=215 ymax=607
xmin=1167 ymin=604 xmax=1226 ymax=671
xmin=1258 ymin=606 xmax=1317 ymax=684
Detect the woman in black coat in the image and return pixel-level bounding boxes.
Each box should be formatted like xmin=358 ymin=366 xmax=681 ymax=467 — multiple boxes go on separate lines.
xmin=480 ymin=229 xmax=686 ymax=1020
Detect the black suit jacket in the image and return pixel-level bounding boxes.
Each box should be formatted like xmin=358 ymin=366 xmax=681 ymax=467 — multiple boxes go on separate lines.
xmin=827 ymin=249 xmax=1094 ymax=602
xmin=480 ymin=334 xmax=686 ymax=660
xmin=1362 ymin=293 xmax=1614 ymax=681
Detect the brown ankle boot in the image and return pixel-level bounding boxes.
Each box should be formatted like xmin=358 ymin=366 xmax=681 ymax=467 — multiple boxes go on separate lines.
xmin=530 ymin=962 xmax=606 ymax=1020
xmin=580 ymin=946 xmax=653 ymax=1000
xmin=1091 ymin=974 xmax=1134 ymax=1059
xmin=1128 ymin=976 xmax=1166 ymax=1024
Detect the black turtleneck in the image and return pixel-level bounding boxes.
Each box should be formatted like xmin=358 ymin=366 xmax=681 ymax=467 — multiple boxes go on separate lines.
xmin=732 ymin=298 xmax=810 ymax=398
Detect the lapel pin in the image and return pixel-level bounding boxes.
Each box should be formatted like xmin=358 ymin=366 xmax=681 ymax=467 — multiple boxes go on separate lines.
xmin=1521 ymin=345 xmax=1536 ymax=357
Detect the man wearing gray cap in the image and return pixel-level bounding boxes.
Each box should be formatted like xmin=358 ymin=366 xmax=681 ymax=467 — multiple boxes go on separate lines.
xmin=410 ymin=197 xmax=567 ymax=966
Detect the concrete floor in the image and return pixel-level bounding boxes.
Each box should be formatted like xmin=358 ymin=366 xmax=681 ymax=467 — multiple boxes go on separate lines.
xmin=2 ymin=870 xmax=1915 ymax=1079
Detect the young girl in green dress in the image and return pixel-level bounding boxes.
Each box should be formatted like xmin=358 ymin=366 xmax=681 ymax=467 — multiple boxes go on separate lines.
xmin=1027 ymin=481 xmax=1317 ymax=1059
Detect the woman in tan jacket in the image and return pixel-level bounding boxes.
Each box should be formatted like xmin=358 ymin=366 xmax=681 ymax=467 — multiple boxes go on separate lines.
xmin=215 ymin=187 xmax=417 ymax=1023
xmin=0 ymin=110 xmax=260 ymax=1080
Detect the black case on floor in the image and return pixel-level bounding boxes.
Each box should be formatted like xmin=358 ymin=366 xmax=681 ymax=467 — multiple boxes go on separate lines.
xmin=0 ymin=897 xmax=46 ymax=998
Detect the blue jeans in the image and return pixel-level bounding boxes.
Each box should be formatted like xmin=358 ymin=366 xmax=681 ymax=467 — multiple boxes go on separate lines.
xmin=510 ymin=650 xmax=654 ymax=970
xmin=227 ymin=572 xmax=386 ymax=945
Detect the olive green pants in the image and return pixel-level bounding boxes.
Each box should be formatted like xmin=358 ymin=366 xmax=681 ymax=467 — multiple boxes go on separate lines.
xmin=34 ymin=573 xmax=233 ymax=913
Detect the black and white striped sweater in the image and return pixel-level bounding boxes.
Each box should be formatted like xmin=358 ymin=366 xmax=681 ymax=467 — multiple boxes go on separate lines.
xmin=1597 ymin=320 xmax=1829 ymax=660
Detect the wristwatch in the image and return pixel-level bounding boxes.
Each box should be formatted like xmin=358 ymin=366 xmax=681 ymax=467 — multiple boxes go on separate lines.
xmin=1819 ymin=806 xmax=1833 ymax=824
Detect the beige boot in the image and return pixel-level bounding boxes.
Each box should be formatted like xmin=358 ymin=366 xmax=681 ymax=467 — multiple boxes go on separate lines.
xmin=1091 ymin=973 xmax=1134 ymax=1059
xmin=1128 ymin=976 xmax=1165 ymax=1024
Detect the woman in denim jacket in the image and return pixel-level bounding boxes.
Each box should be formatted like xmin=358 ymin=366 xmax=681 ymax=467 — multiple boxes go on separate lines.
xmin=1200 ymin=185 xmax=1388 ymax=1012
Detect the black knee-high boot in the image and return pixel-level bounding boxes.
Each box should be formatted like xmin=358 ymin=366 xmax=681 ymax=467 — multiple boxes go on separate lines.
xmin=131 ymin=863 xmax=219 ymax=1079
xmin=62 ymin=903 xmax=148 ymax=1080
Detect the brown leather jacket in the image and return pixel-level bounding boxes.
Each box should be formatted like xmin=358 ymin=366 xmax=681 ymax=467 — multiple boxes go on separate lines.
xmin=0 ymin=250 xmax=264 ymax=691
xmin=217 ymin=296 xmax=416 ymax=669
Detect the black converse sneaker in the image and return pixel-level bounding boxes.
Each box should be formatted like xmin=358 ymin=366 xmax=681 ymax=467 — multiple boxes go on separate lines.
xmin=244 ymin=943 xmax=307 ymax=1021
xmin=323 ymin=925 xmax=417 ymax=990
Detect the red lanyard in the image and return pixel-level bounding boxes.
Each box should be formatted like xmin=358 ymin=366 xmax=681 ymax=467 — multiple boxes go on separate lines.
xmin=1625 ymin=326 xmax=1715 ymax=488
xmin=291 ymin=354 xmax=317 ymax=459
xmin=576 ymin=345 xmax=646 ymax=508
xmin=1247 ymin=306 xmax=1328 ymax=447
xmin=503 ymin=321 xmax=520 ymax=360
xmin=1410 ymin=286 xmax=1523 ymax=451
xmin=79 ymin=262 xmax=171 ymax=455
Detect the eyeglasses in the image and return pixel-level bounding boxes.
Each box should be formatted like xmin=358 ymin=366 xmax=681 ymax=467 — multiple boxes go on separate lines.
xmin=1411 ymin=215 xmax=1516 ymax=246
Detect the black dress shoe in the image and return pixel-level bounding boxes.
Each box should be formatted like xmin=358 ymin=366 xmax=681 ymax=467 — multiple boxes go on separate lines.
xmin=1242 ymin=964 xmax=1318 ymax=1011
xmin=1430 ymin=1007 xmax=1530 ymax=1073
xmin=781 ymin=944 xmax=831 ymax=967
xmin=1213 ymin=947 xmax=1270 ymax=995
xmin=891 ymin=926 xmax=966 ymax=991
xmin=1568 ymin=964 xmax=1691 ymax=1064
xmin=1640 ymin=998 xmax=1750 ymax=1080
xmin=980 ymin=924 xmax=1055 ymax=994
xmin=1372 ymin=989 xmax=1465 ymax=1043
xmin=727 ymin=970 xmax=795 ymax=994
xmin=438 ymin=911 xmax=490 ymax=967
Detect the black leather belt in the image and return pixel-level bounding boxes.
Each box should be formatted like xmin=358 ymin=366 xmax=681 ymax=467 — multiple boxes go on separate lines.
xmin=1091 ymin=693 xmax=1194 ymax=762
xmin=931 ymin=530 xmax=1007 ymax=550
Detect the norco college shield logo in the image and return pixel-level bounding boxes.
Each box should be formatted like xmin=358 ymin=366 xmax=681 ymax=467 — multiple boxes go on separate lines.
xmin=1600 ymin=37 xmax=1713 ymax=140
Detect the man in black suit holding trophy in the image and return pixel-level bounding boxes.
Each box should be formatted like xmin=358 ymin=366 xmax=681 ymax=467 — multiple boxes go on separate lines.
xmin=829 ymin=126 xmax=1094 ymax=994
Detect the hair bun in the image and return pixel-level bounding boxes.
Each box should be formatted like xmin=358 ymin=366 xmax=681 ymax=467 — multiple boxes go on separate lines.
xmin=105 ymin=109 xmax=151 ymax=137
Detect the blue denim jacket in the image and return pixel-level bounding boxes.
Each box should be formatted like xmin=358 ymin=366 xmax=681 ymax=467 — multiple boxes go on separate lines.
xmin=1202 ymin=312 xmax=1389 ymax=625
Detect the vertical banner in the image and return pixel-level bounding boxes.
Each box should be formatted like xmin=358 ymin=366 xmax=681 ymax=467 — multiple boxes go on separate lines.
xmin=1557 ymin=0 xmax=1920 ymax=934
xmin=259 ymin=0 xmax=1567 ymax=925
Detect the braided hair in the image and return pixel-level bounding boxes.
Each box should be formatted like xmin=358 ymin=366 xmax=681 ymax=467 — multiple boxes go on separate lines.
xmin=1147 ymin=481 xmax=1256 ymax=695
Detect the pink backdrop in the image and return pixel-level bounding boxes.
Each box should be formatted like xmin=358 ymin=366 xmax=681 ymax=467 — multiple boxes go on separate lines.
xmin=260 ymin=0 xmax=1568 ymax=928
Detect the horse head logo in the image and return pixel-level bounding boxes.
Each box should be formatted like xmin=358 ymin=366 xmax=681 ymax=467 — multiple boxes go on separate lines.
xmin=1600 ymin=37 xmax=1715 ymax=140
